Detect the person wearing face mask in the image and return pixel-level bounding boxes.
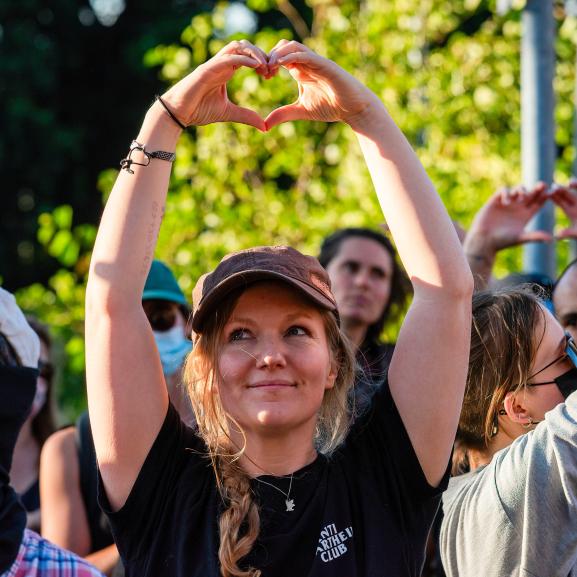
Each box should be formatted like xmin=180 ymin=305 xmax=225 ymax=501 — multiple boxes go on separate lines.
xmin=440 ymin=287 xmax=577 ymax=577
xmin=141 ymin=260 xmax=193 ymax=423
xmin=40 ymin=259 xmax=193 ymax=577
xmin=0 ymin=287 xmax=104 ymax=577
xmin=10 ymin=317 xmax=57 ymax=533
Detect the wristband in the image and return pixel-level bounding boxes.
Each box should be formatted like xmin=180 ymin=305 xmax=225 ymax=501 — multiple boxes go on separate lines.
xmin=120 ymin=140 xmax=176 ymax=174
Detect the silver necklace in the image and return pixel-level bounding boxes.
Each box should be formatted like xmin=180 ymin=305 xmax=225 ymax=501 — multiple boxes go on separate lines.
xmin=254 ymin=473 xmax=295 ymax=512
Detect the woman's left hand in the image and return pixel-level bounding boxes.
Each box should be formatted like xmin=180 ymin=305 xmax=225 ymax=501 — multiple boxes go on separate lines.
xmin=265 ymin=40 xmax=381 ymax=129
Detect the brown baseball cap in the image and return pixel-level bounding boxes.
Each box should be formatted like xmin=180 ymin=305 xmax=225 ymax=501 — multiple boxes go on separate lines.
xmin=191 ymin=245 xmax=338 ymax=337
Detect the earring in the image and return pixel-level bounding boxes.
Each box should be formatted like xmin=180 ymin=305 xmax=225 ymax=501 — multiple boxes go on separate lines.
xmin=522 ymin=418 xmax=536 ymax=430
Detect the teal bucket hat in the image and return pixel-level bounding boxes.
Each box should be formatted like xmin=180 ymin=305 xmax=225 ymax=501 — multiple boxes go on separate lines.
xmin=143 ymin=260 xmax=188 ymax=306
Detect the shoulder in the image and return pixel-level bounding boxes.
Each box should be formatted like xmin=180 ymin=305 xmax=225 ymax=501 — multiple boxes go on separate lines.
xmin=40 ymin=427 xmax=79 ymax=482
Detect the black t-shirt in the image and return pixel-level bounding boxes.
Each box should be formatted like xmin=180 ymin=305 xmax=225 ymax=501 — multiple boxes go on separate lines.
xmin=0 ymin=364 xmax=37 ymax=574
xmin=99 ymin=380 xmax=448 ymax=577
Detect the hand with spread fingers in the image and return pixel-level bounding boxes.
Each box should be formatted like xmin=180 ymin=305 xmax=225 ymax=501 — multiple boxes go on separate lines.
xmin=466 ymin=182 xmax=552 ymax=254
xmin=265 ymin=40 xmax=381 ymax=129
xmin=463 ymin=183 xmax=551 ymax=289
xmin=160 ymin=40 xmax=269 ymax=131
xmin=550 ymin=180 xmax=577 ymax=240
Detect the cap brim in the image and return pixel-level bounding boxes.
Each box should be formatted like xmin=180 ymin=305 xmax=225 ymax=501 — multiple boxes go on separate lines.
xmin=142 ymin=289 xmax=188 ymax=306
xmin=192 ymin=270 xmax=336 ymax=334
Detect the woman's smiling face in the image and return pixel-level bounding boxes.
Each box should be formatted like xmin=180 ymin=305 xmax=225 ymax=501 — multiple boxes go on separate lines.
xmin=216 ymin=281 xmax=337 ymax=436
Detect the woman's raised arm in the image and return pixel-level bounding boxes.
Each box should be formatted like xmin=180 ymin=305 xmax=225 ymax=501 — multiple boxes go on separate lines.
xmin=266 ymin=40 xmax=474 ymax=486
xmin=85 ymin=41 xmax=268 ymax=511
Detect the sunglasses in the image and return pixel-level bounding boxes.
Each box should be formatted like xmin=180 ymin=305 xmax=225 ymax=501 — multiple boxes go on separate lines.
xmin=143 ymin=301 xmax=181 ymax=333
xmin=527 ymin=333 xmax=577 ymax=387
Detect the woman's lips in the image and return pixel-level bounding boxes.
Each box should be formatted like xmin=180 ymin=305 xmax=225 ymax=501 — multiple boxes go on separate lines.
xmin=248 ymin=381 xmax=296 ymax=389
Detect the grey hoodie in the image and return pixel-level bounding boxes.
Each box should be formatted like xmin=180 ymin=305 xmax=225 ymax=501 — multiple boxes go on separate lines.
xmin=440 ymin=391 xmax=577 ymax=577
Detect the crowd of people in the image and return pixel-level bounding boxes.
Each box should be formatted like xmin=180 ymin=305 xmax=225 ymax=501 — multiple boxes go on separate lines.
xmin=2 ymin=38 xmax=577 ymax=577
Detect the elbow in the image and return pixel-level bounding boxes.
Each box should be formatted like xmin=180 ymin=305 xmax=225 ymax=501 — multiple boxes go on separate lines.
xmin=85 ymin=264 xmax=139 ymax=320
xmin=446 ymin=267 xmax=474 ymax=301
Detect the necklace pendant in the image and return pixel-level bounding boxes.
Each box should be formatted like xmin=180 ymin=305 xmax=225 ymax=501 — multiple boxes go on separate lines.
xmin=285 ymin=499 xmax=295 ymax=512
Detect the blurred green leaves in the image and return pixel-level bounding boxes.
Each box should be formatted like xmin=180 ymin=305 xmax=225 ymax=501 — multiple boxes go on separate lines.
xmin=15 ymin=0 xmax=577 ymax=416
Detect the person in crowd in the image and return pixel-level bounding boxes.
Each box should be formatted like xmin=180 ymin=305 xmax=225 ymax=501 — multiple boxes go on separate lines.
xmin=85 ymin=39 xmax=472 ymax=577
xmin=10 ymin=317 xmax=57 ymax=532
xmin=440 ymin=287 xmax=577 ymax=576
xmin=318 ymin=228 xmax=410 ymax=386
xmin=553 ymin=257 xmax=577 ymax=341
xmin=40 ymin=259 xmax=192 ymax=576
xmin=0 ymin=287 xmax=104 ymax=577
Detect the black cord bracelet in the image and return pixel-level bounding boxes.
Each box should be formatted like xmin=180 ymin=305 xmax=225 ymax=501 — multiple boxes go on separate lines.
xmin=120 ymin=140 xmax=176 ymax=174
xmin=155 ymin=95 xmax=187 ymax=130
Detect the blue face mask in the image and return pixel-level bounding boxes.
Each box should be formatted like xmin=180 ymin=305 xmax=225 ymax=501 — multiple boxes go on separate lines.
xmin=153 ymin=325 xmax=192 ymax=377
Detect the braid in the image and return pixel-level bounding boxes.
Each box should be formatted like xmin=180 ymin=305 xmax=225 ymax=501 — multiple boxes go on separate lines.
xmin=217 ymin=457 xmax=261 ymax=577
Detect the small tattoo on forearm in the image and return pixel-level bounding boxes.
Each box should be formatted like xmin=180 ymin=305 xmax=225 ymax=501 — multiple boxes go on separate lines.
xmin=140 ymin=201 xmax=164 ymax=275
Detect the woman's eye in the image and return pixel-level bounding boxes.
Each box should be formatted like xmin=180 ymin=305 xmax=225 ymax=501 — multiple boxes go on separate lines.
xmin=229 ymin=328 xmax=251 ymax=341
xmin=286 ymin=326 xmax=308 ymax=337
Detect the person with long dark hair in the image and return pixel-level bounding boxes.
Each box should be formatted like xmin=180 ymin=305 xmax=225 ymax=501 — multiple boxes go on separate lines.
xmin=319 ymin=227 xmax=410 ymax=385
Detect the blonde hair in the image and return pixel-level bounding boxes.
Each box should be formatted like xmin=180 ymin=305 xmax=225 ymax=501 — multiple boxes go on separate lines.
xmin=455 ymin=287 xmax=546 ymax=471
xmin=184 ymin=284 xmax=355 ymax=577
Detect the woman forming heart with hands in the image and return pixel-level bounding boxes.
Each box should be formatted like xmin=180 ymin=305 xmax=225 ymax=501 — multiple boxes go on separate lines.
xmin=86 ymin=40 xmax=472 ymax=577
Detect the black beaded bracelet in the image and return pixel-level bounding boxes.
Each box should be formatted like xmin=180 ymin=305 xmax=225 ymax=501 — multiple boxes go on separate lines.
xmin=120 ymin=140 xmax=176 ymax=174
xmin=155 ymin=95 xmax=187 ymax=130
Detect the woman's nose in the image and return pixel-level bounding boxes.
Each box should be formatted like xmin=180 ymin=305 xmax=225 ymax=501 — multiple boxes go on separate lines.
xmin=256 ymin=339 xmax=287 ymax=368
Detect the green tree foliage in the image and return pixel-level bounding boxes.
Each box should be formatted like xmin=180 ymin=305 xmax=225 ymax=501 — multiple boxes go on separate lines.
xmin=14 ymin=0 xmax=577 ymax=417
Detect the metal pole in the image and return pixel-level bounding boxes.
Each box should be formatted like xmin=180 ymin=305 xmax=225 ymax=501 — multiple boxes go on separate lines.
xmin=567 ymin=22 xmax=577 ymax=261
xmin=521 ymin=0 xmax=556 ymax=279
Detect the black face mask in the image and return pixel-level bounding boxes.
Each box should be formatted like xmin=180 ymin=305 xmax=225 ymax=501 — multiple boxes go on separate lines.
xmin=554 ymin=367 xmax=577 ymax=399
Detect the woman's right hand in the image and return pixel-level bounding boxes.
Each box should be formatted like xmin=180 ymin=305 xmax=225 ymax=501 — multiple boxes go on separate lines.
xmin=160 ymin=40 xmax=269 ymax=131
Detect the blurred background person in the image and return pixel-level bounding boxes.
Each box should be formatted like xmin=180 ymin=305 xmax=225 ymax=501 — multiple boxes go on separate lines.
xmin=318 ymin=227 xmax=411 ymax=391
xmin=40 ymin=259 xmax=192 ymax=577
xmin=10 ymin=317 xmax=58 ymax=533
xmin=553 ymin=258 xmax=577 ymax=341
xmin=0 ymin=287 xmax=104 ymax=577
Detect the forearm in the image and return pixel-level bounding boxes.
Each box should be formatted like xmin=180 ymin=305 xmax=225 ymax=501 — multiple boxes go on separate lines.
xmin=86 ymin=102 xmax=181 ymax=311
xmin=85 ymin=103 xmax=176 ymax=510
xmin=85 ymin=544 xmax=120 ymax=576
xmin=463 ymin=235 xmax=496 ymax=291
xmin=351 ymin=103 xmax=472 ymax=297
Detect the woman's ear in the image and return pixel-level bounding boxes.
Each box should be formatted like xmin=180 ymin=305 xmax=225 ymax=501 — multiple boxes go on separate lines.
xmin=503 ymin=391 xmax=532 ymax=426
xmin=325 ymin=360 xmax=338 ymax=390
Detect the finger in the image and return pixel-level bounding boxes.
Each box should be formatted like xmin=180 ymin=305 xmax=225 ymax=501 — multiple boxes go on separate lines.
xmin=509 ymin=186 xmax=525 ymax=202
xmin=211 ymin=54 xmax=262 ymax=76
xmin=226 ymin=103 xmax=266 ymax=131
xmin=269 ymin=40 xmax=307 ymax=68
xmin=525 ymin=183 xmax=549 ymax=208
xmin=551 ymin=186 xmax=576 ymax=208
xmin=556 ymin=227 xmax=577 ymax=240
xmin=518 ymin=231 xmax=553 ymax=244
xmin=237 ymin=40 xmax=269 ymax=71
xmin=265 ymin=103 xmax=308 ymax=129
xmin=499 ymin=186 xmax=512 ymax=206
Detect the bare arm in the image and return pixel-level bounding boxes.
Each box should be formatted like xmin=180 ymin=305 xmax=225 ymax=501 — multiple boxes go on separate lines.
xmin=85 ymin=41 xmax=268 ymax=510
xmin=40 ymin=428 xmax=120 ymax=576
xmin=266 ymin=41 xmax=473 ymax=486
xmin=351 ymin=106 xmax=473 ymax=486
xmin=40 ymin=428 xmax=91 ymax=554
